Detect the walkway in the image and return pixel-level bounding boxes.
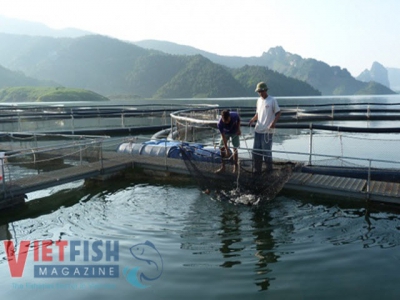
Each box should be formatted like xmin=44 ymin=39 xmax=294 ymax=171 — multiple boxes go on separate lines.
xmin=1 ymin=148 xmax=400 ymax=210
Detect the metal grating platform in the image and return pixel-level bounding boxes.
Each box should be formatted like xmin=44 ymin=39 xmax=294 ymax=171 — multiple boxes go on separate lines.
xmin=2 ymin=151 xmax=400 ymax=209
xmin=285 ymin=172 xmax=400 ymax=205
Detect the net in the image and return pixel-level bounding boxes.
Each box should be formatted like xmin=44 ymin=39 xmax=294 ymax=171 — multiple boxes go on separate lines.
xmin=179 ymin=144 xmax=297 ymax=205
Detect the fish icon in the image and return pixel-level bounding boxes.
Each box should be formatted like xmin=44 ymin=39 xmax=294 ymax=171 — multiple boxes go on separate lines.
xmin=123 ymin=241 xmax=163 ymax=288
xmin=123 ymin=266 xmax=146 ymax=289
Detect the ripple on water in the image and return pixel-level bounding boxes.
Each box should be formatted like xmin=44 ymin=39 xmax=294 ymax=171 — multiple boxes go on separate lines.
xmin=3 ymin=184 xmax=400 ymax=299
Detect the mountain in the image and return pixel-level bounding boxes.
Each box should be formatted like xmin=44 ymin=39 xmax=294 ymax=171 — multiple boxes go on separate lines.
xmin=0 ymin=64 xmax=57 ymax=88
xmin=153 ymin=55 xmax=248 ymax=98
xmin=0 ymin=86 xmax=109 ymax=102
xmin=232 ymin=65 xmax=320 ymax=96
xmin=0 ymin=16 xmax=396 ymax=97
xmin=134 ymin=40 xmax=396 ymax=96
xmin=357 ymin=62 xmax=390 ymax=88
xmin=387 ymin=68 xmax=400 ymax=92
xmin=0 ymin=15 xmax=91 ymax=37
xmin=0 ymin=33 xmax=320 ymax=98
xmin=133 ymin=40 xmax=262 ymax=69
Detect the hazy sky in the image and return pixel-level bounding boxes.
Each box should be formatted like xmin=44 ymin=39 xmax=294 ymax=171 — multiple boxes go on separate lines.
xmin=1 ymin=0 xmax=399 ymax=76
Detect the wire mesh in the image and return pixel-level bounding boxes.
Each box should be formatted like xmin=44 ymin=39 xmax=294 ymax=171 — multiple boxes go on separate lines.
xmin=179 ymin=144 xmax=297 ymax=205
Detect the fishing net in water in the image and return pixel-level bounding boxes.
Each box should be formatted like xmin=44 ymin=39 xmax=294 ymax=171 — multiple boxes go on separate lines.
xmin=179 ymin=145 xmax=296 ymax=205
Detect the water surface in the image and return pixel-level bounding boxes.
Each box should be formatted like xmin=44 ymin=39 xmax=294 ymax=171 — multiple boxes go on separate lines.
xmin=2 ymin=95 xmax=400 ymax=299
xmin=1 ymin=178 xmax=400 ymax=299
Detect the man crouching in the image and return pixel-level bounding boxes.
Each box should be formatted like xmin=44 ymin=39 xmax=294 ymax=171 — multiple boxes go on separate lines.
xmin=215 ymin=110 xmax=241 ymax=174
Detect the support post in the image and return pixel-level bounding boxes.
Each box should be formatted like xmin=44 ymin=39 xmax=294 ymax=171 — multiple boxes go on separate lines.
xmin=164 ymin=139 xmax=168 ymax=169
xmin=367 ymin=159 xmax=371 ymax=200
xmin=71 ymin=113 xmax=75 ymax=135
xmin=185 ymin=121 xmax=188 ymax=141
xmin=99 ymin=140 xmax=104 ymax=172
xmin=0 ymin=154 xmax=5 ymax=198
xmin=79 ymin=145 xmax=83 ymax=165
xmin=308 ymin=124 xmax=313 ymax=166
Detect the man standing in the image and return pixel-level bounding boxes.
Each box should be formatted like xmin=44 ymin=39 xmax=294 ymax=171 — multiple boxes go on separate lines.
xmin=216 ymin=110 xmax=241 ymax=174
xmin=249 ymin=82 xmax=281 ymax=173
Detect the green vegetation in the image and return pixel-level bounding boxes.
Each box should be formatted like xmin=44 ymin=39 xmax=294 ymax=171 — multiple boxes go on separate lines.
xmin=0 ymin=34 xmax=395 ymax=98
xmin=257 ymin=47 xmax=396 ymax=95
xmin=0 ymin=34 xmax=323 ymax=98
xmin=154 ymin=55 xmax=248 ymax=98
xmin=0 ymin=64 xmax=56 ymax=88
xmin=135 ymin=42 xmax=397 ymax=96
xmin=232 ymin=65 xmax=321 ymax=96
xmin=0 ymin=87 xmax=109 ymax=102
xmin=355 ymin=81 xmax=395 ymax=95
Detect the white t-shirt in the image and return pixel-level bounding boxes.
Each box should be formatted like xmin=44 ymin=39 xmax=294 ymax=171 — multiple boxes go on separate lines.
xmin=255 ymin=95 xmax=280 ymax=133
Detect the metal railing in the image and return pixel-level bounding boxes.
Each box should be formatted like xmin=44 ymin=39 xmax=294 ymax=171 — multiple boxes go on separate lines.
xmin=0 ymin=136 xmax=108 ymax=198
xmin=0 ymin=104 xmax=184 ymax=133
xmin=263 ymin=147 xmax=400 ymax=198
xmin=1 ymin=103 xmax=400 ymax=202
xmin=127 ymin=133 xmax=400 ymax=199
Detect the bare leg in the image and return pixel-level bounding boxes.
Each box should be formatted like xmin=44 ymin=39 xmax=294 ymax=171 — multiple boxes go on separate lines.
xmin=215 ymin=147 xmax=226 ymax=173
xmin=232 ymin=148 xmax=238 ymax=173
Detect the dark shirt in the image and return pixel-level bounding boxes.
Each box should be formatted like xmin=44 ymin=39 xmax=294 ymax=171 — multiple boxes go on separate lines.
xmin=217 ymin=112 xmax=240 ymax=135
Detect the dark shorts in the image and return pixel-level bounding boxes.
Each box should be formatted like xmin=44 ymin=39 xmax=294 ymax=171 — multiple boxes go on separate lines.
xmin=219 ymin=134 xmax=240 ymax=148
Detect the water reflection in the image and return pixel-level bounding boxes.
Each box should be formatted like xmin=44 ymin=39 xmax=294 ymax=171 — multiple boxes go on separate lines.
xmin=250 ymin=207 xmax=279 ymax=291
xmin=180 ymin=198 xmax=282 ymax=291
xmin=0 ymin=224 xmax=11 ymax=241
xmin=215 ymin=201 xmax=284 ymax=291
xmin=3 ymin=180 xmax=400 ymax=298
xmin=218 ymin=207 xmax=244 ymax=268
xmin=281 ymin=196 xmax=400 ymax=250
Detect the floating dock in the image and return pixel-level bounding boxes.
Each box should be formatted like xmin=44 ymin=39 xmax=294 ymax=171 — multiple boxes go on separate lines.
xmin=1 ymin=102 xmax=400 ymax=210
xmin=2 ymin=151 xmax=399 ymax=211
